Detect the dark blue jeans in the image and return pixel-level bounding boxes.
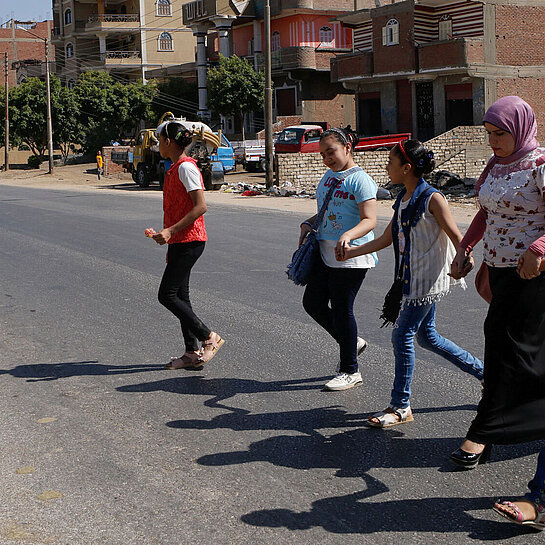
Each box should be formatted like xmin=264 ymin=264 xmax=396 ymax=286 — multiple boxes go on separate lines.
xmin=303 ymin=256 xmax=368 ymax=374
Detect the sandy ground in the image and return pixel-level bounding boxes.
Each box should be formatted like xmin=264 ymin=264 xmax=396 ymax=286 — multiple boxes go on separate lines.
xmin=0 ymin=163 xmax=480 ymax=224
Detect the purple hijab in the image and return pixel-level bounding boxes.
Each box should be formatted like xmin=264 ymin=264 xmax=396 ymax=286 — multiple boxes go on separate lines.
xmin=476 ymin=96 xmax=540 ymax=192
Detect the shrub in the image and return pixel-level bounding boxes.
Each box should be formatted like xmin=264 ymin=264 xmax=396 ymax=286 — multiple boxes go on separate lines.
xmin=27 ymin=155 xmax=42 ymax=169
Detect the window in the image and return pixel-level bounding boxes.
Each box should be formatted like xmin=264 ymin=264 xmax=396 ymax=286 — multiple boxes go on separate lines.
xmin=271 ymin=31 xmax=280 ymax=52
xmin=64 ymin=9 xmax=72 ymax=25
xmin=156 ymin=0 xmax=172 ymax=17
xmin=439 ymin=15 xmax=453 ymax=40
xmin=248 ymin=39 xmax=254 ymax=56
xmin=319 ymin=26 xmax=333 ymax=44
xmin=158 ymin=31 xmax=173 ymax=51
xmin=66 ymin=42 xmax=74 ymax=58
xmin=382 ymin=19 xmax=399 ymax=46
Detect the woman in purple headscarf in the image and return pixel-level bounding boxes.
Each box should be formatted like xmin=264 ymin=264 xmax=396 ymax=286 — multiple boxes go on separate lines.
xmin=450 ymin=96 xmax=545 ymax=530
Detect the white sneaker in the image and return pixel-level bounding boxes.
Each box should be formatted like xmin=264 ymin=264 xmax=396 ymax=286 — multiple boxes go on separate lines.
xmin=357 ymin=337 xmax=368 ymax=356
xmin=324 ymin=372 xmax=363 ymax=391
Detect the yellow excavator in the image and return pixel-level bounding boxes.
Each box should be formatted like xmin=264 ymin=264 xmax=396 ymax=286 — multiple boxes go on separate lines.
xmin=128 ymin=112 xmax=225 ymax=189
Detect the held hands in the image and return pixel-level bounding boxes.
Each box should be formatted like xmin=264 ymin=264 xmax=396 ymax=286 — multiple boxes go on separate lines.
xmin=335 ymin=233 xmax=353 ymax=261
xmin=449 ymin=248 xmax=474 ymax=279
xmin=517 ymin=250 xmax=544 ymax=279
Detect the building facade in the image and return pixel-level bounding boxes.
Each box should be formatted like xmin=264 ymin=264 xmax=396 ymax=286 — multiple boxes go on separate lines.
xmin=181 ymin=0 xmax=370 ymax=132
xmin=331 ymin=0 xmax=545 ymax=140
xmin=51 ymin=0 xmax=196 ymax=85
xmin=0 ymin=19 xmax=54 ymax=87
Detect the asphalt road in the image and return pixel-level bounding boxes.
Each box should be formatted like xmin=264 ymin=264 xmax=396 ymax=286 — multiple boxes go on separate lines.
xmin=0 ymin=184 xmax=542 ymax=545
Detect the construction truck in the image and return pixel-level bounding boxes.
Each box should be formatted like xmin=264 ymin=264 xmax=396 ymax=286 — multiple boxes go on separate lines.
xmin=126 ymin=113 xmax=225 ymax=190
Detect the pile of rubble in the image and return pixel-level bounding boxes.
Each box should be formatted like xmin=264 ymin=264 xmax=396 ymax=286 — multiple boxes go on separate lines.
xmin=220 ymin=170 xmax=478 ymax=201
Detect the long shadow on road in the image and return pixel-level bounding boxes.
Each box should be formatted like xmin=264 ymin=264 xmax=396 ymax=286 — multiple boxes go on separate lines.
xmin=117 ymin=374 xmax=544 ymax=540
xmin=0 ymin=360 xmax=164 ymax=381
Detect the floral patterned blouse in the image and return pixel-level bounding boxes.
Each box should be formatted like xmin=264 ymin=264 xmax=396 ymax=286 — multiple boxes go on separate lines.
xmin=479 ymin=148 xmax=545 ymax=267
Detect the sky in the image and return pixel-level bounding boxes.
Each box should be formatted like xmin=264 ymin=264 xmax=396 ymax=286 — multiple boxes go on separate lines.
xmin=0 ymin=0 xmax=53 ymax=25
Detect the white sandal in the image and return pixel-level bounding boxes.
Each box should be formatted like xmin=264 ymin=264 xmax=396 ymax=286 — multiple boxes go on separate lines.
xmin=366 ymin=406 xmax=414 ymax=428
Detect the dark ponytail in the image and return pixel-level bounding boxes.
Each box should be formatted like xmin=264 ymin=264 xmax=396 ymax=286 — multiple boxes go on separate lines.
xmin=160 ymin=122 xmax=193 ymax=150
xmin=320 ymin=125 xmax=359 ymax=153
xmin=393 ymin=139 xmax=435 ymax=177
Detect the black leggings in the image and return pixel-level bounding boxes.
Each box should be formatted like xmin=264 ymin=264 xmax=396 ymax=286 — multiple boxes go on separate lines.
xmin=303 ymin=256 xmax=368 ymax=374
xmin=158 ymin=241 xmax=211 ymax=352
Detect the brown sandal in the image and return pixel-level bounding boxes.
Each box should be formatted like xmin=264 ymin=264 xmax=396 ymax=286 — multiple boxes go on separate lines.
xmin=200 ymin=332 xmax=225 ymax=364
xmin=165 ymin=351 xmax=202 ymax=370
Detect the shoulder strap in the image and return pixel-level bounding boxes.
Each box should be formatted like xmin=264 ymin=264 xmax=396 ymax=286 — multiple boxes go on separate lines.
xmin=312 ymin=166 xmax=363 ymax=231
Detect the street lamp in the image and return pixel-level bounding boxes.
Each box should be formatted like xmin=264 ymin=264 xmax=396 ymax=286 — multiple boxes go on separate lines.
xmin=18 ymin=26 xmax=54 ymax=174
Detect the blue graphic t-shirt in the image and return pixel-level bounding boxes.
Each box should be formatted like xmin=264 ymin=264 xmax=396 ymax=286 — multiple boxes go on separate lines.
xmin=315 ymin=168 xmax=378 ymax=263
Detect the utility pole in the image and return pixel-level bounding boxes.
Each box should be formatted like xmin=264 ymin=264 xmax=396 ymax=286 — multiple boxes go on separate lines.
xmin=4 ymin=52 xmax=8 ymax=172
xmin=263 ymin=0 xmax=273 ymax=188
xmin=44 ymin=38 xmax=54 ymax=174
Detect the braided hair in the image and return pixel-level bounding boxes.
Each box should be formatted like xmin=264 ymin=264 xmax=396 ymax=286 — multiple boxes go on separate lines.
xmin=320 ymin=125 xmax=359 ymax=153
xmin=159 ymin=122 xmax=193 ymax=150
xmin=393 ymin=139 xmax=435 ymax=177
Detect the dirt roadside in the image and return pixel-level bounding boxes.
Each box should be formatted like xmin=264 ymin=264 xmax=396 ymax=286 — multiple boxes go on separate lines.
xmin=0 ymin=163 xmax=479 ymax=224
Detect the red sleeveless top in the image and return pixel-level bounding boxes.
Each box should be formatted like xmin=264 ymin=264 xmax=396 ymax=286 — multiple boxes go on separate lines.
xmin=163 ymin=156 xmax=207 ymax=244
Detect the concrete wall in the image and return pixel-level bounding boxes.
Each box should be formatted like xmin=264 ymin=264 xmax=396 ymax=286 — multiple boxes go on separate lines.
xmin=276 ymin=125 xmax=490 ymax=191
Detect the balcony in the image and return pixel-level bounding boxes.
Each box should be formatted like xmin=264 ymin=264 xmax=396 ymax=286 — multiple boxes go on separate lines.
xmin=266 ymin=47 xmax=338 ymax=72
xmin=268 ymin=0 xmax=353 ymax=15
xmin=85 ymin=14 xmax=140 ymax=33
xmin=331 ymin=51 xmax=373 ymax=82
xmin=418 ymin=38 xmax=484 ymax=72
xmin=101 ymin=50 xmax=141 ymax=65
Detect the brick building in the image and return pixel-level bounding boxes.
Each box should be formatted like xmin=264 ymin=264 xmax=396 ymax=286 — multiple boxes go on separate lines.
xmin=331 ymin=0 xmax=545 ymax=140
xmin=0 ymin=19 xmax=54 ymax=87
xmin=176 ymin=0 xmax=375 ymax=134
xmin=51 ymin=0 xmax=196 ymax=85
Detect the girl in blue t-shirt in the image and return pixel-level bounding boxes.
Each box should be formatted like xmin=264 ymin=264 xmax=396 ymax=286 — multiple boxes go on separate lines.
xmin=299 ymin=126 xmax=378 ymax=391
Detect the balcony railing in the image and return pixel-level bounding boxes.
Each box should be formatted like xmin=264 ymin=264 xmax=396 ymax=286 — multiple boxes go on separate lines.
xmin=330 ymin=51 xmax=373 ymax=82
xmin=418 ymin=38 xmax=484 ymax=71
xmin=88 ymin=14 xmax=140 ymax=23
xmin=268 ymin=46 xmax=337 ymax=71
xmin=101 ymin=50 xmax=141 ymax=60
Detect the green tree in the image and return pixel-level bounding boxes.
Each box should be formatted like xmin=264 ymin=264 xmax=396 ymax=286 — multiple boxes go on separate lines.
xmin=9 ymin=77 xmax=49 ymax=159
xmin=52 ymin=80 xmax=83 ymax=162
xmin=207 ymin=55 xmax=264 ymax=132
xmin=72 ymin=71 xmax=156 ymax=154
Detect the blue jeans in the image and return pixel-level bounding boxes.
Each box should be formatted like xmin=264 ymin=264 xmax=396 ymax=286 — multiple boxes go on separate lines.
xmin=526 ymin=446 xmax=545 ymax=508
xmin=390 ymin=302 xmax=484 ymax=408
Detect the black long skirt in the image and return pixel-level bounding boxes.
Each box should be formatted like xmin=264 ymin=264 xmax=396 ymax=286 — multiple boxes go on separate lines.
xmin=466 ymin=266 xmax=545 ymax=445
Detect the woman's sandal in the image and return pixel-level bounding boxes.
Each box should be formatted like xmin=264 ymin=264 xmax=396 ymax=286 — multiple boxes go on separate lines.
xmin=165 ymin=351 xmax=203 ymax=370
xmin=493 ymin=499 xmax=545 ymax=531
xmin=366 ymin=406 xmax=414 ymax=428
xmin=200 ymin=332 xmax=225 ymax=365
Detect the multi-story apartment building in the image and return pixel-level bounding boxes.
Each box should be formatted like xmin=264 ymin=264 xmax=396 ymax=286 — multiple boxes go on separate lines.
xmin=331 ymin=0 xmax=545 ymax=140
xmin=0 ymin=19 xmax=54 ymax=87
xmin=181 ymin=0 xmax=372 ymax=130
xmin=51 ymin=0 xmax=196 ymax=85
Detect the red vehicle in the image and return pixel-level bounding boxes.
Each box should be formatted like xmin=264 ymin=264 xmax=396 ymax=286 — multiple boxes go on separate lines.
xmin=274 ymin=125 xmax=323 ymax=153
xmin=274 ymin=124 xmax=411 ymax=153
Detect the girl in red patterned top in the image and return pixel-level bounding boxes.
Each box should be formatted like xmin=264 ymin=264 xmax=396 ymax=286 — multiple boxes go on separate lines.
xmin=148 ymin=121 xmax=224 ymax=369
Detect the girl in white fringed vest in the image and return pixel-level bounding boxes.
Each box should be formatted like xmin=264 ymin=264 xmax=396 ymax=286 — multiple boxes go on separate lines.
xmin=339 ymin=139 xmax=484 ymax=428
